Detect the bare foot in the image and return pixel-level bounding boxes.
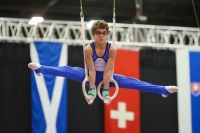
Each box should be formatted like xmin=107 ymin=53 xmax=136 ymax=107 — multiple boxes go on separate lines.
xmin=162 ymin=86 xmax=178 ymax=98
xmin=28 ymin=63 xmax=42 ymax=76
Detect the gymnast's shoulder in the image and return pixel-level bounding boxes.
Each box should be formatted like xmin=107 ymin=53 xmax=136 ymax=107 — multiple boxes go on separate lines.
xmin=109 ymin=44 xmax=117 ymax=53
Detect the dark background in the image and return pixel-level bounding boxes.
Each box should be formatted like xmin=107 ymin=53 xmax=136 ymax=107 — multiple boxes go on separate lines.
xmin=0 ymin=0 xmax=189 ymax=132
xmin=0 ymin=0 xmax=199 ymax=27
xmin=0 ymin=43 xmax=177 ymax=133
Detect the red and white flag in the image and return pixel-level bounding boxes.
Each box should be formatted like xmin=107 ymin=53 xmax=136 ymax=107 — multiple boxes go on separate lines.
xmin=105 ymin=49 xmax=140 ymax=133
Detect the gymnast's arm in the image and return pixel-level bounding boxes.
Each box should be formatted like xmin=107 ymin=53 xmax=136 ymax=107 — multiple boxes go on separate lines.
xmin=103 ymin=45 xmax=117 ymax=88
xmin=84 ymin=45 xmax=96 ymax=88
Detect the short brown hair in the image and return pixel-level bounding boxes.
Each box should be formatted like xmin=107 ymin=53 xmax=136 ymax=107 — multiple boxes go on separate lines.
xmin=91 ymin=20 xmax=109 ymax=33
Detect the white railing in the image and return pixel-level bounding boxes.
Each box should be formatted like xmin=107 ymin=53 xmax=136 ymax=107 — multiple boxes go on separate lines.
xmin=0 ymin=17 xmax=199 ymax=49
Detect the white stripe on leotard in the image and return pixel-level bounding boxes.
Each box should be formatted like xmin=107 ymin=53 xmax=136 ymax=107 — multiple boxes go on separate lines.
xmin=94 ymin=58 xmax=106 ymax=71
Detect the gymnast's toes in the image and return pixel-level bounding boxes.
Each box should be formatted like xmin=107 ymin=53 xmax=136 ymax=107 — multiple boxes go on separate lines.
xmin=165 ymin=86 xmax=178 ymax=93
xmin=28 ymin=63 xmax=42 ymax=76
xmin=162 ymin=86 xmax=178 ymax=98
xmin=28 ymin=63 xmax=41 ymax=70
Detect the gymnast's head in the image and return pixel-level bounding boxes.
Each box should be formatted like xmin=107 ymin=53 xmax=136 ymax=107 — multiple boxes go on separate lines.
xmin=91 ymin=20 xmax=109 ymax=34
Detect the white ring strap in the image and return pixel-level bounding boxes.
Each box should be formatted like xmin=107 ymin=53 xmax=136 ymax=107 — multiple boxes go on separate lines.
xmin=96 ymin=1 xmax=119 ymax=103
xmin=80 ymin=4 xmax=97 ymax=104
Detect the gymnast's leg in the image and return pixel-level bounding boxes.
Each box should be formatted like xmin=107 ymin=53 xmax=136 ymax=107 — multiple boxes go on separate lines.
xmin=28 ymin=63 xmax=99 ymax=104
xmin=112 ymin=74 xmax=178 ymax=97
xmin=28 ymin=63 xmax=85 ymax=82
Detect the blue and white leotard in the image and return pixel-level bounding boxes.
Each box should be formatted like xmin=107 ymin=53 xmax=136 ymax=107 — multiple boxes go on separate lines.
xmin=90 ymin=42 xmax=110 ymax=72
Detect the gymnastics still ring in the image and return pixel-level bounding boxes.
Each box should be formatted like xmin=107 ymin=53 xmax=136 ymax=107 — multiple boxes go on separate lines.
xmin=80 ymin=2 xmax=97 ymax=105
xmin=96 ymin=0 xmax=119 ymax=102
xmin=82 ymin=77 xmax=97 ymax=104
xmin=97 ymin=78 xmax=119 ymax=102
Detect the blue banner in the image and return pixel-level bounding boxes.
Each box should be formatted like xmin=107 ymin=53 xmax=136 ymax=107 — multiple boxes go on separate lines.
xmin=30 ymin=41 xmax=67 ymax=133
xmin=190 ymin=52 xmax=200 ymax=133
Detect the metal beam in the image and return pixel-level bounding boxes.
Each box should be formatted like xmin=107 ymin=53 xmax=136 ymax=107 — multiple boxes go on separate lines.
xmin=0 ymin=17 xmax=199 ymax=49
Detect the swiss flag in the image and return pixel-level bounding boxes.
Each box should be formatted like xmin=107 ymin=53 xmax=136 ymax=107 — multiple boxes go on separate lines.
xmin=105 ymin=49 xmax=140 ymax=133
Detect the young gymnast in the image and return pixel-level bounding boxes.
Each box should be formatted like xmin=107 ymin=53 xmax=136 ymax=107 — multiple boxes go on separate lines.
xmin=28 ymin=20 xmax=178 ymax=105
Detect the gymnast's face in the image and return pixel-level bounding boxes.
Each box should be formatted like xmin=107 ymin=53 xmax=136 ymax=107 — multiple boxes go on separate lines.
xmin=93 ymin=28 xmax=108 ymax=44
